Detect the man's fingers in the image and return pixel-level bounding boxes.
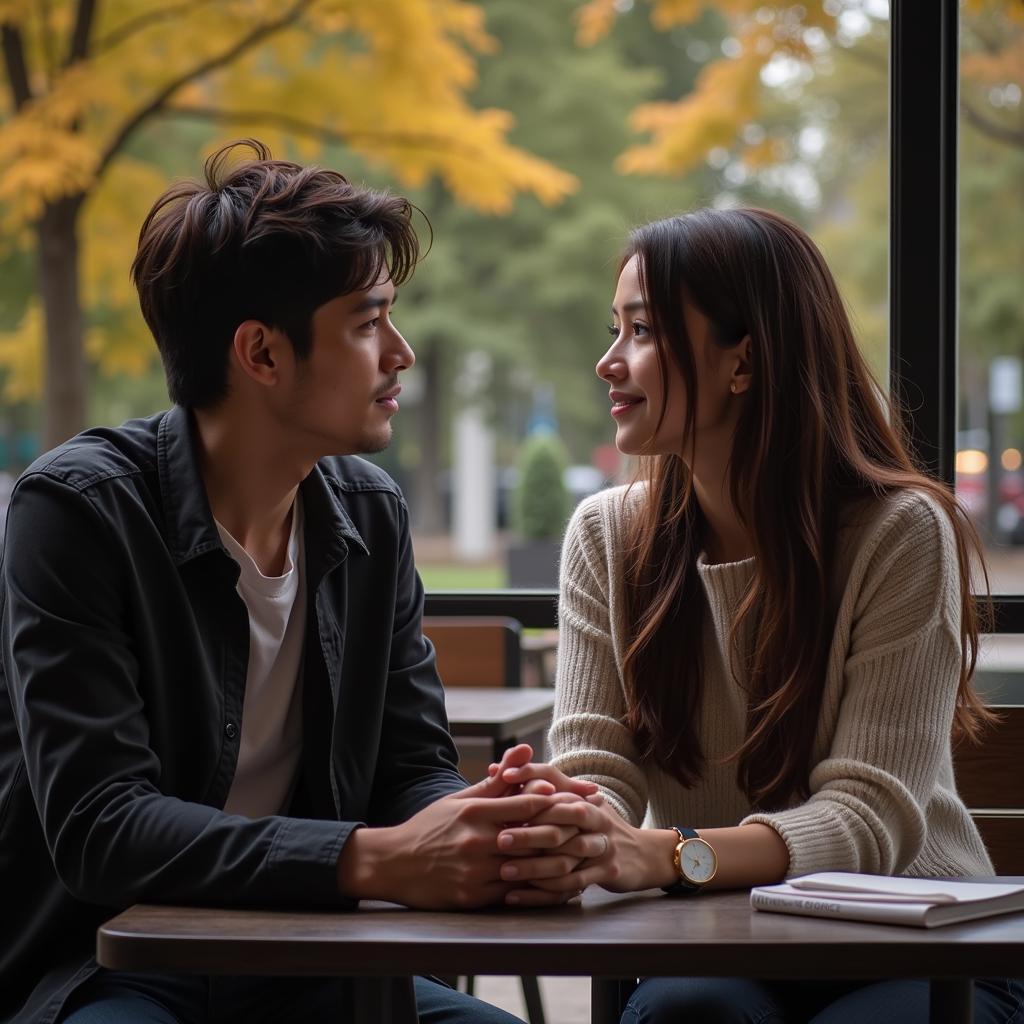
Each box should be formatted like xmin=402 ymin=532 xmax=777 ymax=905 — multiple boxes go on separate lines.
xmin=497 ymin=823 xmax=578 ymax=852
xmin=461 ymin=792 xmax=560 ymax=823
xmin=497 ymin=802 xmax=602 ymax=846
xmin=501 ymin=854 xmax=583 ymax=882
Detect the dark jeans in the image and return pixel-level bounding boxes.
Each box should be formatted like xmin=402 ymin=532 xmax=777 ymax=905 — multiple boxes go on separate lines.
xmin=621 ymin=976 xmax=1024 ymax=1023
xmin=58 ymin=970 xmax=523 ymax=1023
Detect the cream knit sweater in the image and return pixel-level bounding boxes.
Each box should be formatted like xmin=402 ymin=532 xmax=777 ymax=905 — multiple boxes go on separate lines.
xmin=550 ymin=484 xmax=994 ymax=879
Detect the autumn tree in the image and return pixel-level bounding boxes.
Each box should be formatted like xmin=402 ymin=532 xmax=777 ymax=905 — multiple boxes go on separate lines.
xmin=0 ymin=0 xmax=576 ymax=448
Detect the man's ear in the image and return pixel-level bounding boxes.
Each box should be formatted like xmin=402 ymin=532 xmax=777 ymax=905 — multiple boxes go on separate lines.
xmin=231 ymin=320 xmax=286 ymax=387
xmin=731 ymin=334 xmax=753 ymax=395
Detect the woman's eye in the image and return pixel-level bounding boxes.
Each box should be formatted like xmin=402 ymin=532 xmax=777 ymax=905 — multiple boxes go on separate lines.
xmin=606 ymin=323 xmax=619 ymax=338
xmin=632 ymin=321 xmax=649 ymax=337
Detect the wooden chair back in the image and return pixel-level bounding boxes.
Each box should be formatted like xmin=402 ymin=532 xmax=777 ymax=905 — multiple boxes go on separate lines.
xmin=422 ymin=616 xmax=523 ymax=688
xmin=953 ymin=705 xmax=1024 ymax=874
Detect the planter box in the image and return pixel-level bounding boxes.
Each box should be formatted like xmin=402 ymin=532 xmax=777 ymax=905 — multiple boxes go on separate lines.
xmin=506 ymin=540 xmax=561 ymax=589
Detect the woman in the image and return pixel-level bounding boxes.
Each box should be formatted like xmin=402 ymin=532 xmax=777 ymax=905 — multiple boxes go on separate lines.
xmin=491 ymin=209 xmax=1022 ymax=1023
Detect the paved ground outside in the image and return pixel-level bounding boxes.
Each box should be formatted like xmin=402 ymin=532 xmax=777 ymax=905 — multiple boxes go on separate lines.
xmin=471 ymin=976 xmax=591 ymax=1023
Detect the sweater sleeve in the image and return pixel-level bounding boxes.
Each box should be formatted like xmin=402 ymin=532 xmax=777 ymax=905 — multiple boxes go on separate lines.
xmin=741 ymin=493 xmax=964 ymax=877
xmin=548 ymin=494 xmax=649 ymax=826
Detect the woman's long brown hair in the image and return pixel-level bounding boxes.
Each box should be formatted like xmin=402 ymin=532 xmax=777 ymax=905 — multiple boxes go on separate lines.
xmin=622 ymin=208 xmax=994 ymax=811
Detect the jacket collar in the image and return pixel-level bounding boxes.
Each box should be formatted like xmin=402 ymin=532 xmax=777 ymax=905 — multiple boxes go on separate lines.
xmin=156 ymin=405 xmax=367 ymax=567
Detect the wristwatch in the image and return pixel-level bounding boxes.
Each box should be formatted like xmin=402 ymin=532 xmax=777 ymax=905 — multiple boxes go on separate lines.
xmin=662 ymin=826 xmax=717 ymax=895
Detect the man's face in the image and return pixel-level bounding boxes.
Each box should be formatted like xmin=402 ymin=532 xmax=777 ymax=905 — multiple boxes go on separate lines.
xmin=280 ymin=274 xmax=415 ymax=457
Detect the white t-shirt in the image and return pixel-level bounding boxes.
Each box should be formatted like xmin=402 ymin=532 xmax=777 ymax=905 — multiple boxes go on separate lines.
xmin=217 ymin=497 xmax=306 ymax=818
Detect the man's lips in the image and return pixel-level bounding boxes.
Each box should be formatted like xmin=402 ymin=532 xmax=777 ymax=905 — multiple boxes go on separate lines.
xmin=375 ymin=384 xmax=401 ymax=411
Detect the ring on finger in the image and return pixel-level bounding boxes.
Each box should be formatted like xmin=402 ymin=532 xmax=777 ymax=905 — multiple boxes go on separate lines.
xmin=596 ymin=833 xmax=609 ymax=858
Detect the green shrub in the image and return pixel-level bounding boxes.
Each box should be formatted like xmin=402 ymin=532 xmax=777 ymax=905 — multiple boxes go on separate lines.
xmin=514 ymin=433 xmax=570 ymax=540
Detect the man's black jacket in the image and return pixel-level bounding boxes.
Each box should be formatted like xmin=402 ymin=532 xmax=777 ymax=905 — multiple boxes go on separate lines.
xmin=0 ymin=405 xmax=465 ymax=1024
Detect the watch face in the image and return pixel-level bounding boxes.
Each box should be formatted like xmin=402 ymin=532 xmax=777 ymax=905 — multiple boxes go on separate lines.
xmin=681 ymin=838 xmax=717 ymax=884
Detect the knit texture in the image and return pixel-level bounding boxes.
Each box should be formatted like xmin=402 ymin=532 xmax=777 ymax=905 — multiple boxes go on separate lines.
xmin=550 ymin=484 xmax=994 ymax=878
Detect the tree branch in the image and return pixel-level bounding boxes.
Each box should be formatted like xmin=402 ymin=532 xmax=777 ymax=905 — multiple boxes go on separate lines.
xmin=39 ymin=0 xmax=57 ymax=81
xmin=93 ymin=0 xmax=217 ymax=55
xmin=160 ymin=105 xmax=482 ymax=160
xmin=1 ymin=21 xmax=32 ymax=110
xmin=962 ymin=99 xmax=1024 ymax=149
xmin=67 ymin=0 xmax=98 ymax=65
xmin=94 ymin=0 xmax=313 ymax=182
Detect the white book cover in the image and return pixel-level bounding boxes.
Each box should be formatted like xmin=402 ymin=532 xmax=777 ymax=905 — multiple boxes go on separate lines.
xmin=750 ymin=873 xmax=1024 ymax=928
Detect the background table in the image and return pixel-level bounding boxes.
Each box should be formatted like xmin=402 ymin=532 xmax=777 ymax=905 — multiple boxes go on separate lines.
xmin=444 ymin=687 xmax=554 ymax=781
xmin=97 ymin=884 xmax=1024 ymax=1024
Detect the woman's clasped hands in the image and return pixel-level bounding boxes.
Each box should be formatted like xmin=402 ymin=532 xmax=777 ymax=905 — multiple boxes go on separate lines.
xmin=486 ymin=749 xmax=661 ymax=906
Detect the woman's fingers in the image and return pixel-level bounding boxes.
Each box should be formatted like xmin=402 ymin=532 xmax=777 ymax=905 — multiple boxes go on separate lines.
xmin=511 ymin=865 xmax=605 ymax=896
xmin=500 ymin=764 xmax=599 ymax=797
xmin=505 ymin=887 xmax=583 ymax=907
xmin=555 ymin=831 xmax=609 ymax=861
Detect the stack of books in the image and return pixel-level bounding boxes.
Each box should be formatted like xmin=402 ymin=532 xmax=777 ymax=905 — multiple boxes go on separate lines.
xmin=750 ymin=872 xmax=1024 ymax=928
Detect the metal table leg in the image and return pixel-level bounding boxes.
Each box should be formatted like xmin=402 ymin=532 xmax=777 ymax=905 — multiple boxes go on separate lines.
xmin=929 ymin=978 xmax=973 ymax=1024
xmin=353 ymin=976 xmax=419 ymax=1024
xmin=591 ymin=977 xmax=637 ymax=1024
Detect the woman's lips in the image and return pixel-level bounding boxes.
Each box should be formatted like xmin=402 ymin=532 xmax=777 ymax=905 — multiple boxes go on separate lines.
xmin=611 ymin=397 xmax=644 ymax=418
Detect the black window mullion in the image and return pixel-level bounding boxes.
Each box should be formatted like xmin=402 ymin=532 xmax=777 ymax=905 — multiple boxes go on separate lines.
xmin=889 ymin=0 xmax=959 ymax=488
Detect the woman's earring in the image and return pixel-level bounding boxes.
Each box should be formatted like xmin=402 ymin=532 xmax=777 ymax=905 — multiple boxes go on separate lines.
xmin=730 ymin=382 xmax=738 ymax=394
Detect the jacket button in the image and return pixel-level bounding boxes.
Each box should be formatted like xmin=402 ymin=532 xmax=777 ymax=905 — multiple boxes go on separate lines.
xmin=225 ymin=722 xmax=238 ymax=740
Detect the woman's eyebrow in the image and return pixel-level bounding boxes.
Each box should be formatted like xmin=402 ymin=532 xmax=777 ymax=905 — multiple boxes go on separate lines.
xmin=611 ymin=299 xmax=646 ymax=316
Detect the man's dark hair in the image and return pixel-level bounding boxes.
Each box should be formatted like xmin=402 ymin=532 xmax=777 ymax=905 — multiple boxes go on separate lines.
xmin=131 ymin=139 xmax=422 ymax=409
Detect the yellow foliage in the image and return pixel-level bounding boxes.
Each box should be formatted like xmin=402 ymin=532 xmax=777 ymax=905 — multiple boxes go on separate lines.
xmin=741 ymin=136 xmax=789 ymax=170
xmin=964 ymin=0 xmax=1024 ymax=26
xmin=962 ymin=36 xmax=1024 ymax=85
xmin=573 ymin=1 xmax=840 ymax=176
xmin=0 ymin=0 xmax=575 ymax=226
xmin=85 ymin=319 xmax=157 ymax=379
xmin=0 ymin=301 xmax=44 ymax=403
xmin=0 ymin=0 xmax=579 ymax=400
xmin=574 ymin=0 xmax=619 ymax=47
xmin=618 ymin=23 xmax=771 ymax=175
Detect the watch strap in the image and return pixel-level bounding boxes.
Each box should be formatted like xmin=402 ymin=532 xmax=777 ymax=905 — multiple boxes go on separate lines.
xmin=662 ymin=826 xmax=701 ymax=895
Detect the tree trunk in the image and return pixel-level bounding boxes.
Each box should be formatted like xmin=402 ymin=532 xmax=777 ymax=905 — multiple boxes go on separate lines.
xmin=413 ymin=342 xmax=445 ymax=534
xmin=37 ymin=193 xmax=87 ymax=450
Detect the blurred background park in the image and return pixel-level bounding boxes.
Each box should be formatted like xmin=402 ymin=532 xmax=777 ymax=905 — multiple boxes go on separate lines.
xmin=0 ymin=0 xmax=1021 ymax=592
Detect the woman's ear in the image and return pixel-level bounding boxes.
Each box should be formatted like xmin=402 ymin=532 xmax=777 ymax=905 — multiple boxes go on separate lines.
xmin=731 ymin=334 xmax=753 ymax=395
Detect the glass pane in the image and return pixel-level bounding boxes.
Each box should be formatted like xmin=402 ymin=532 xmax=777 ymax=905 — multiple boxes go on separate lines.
xmin=392 ymin=1 xmax=891 ymax=592
xmin=956 ymin=0 xmax=1024 ymax=594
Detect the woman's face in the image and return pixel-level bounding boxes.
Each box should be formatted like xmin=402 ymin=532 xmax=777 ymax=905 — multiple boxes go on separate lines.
xmin=598 ymin=255 xmax=743 ymax=457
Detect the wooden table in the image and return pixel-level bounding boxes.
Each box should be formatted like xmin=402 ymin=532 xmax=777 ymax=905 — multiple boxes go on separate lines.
xmin=444 ymin=687 xmax=555 ymax=782
xmin=97 ymin=885 xmax=1024 ymax=1024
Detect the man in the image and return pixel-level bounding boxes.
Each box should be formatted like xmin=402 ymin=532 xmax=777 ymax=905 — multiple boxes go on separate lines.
xmin=0 ymin=141 xmax=600 ymax=1024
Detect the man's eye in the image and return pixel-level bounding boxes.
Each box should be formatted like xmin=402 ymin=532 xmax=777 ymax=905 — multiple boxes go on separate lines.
xmin=363 ymin=317 xmax=380 ymax=331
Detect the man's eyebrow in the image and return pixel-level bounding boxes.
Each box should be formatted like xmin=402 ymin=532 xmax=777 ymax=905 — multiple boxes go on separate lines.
xmin=611 ymin=299 xmax=646 ymax=316
xmin=351 ymin=290 xmax=398 ymax=315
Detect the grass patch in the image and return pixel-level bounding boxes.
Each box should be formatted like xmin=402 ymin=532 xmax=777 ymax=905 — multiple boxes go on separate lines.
xmin=419 ymin=563 xmax=506 ymax=590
